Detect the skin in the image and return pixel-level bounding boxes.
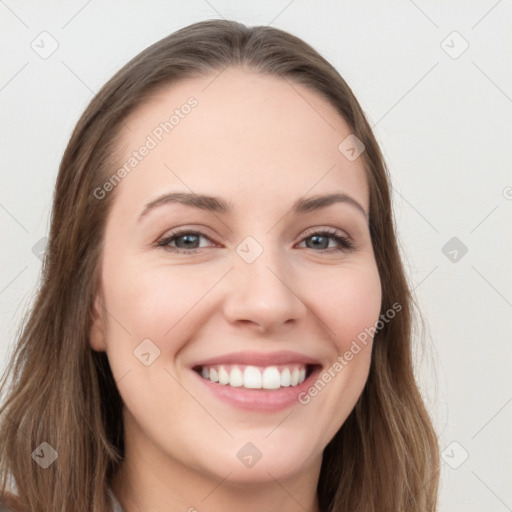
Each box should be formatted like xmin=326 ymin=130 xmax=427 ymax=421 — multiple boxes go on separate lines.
xmin=90 ymin=66 xmax=382 ymax=512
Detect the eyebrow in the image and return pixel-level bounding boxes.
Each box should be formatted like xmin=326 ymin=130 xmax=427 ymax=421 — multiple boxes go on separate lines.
xmin=138 ymin=192 xmax=368 ymax=222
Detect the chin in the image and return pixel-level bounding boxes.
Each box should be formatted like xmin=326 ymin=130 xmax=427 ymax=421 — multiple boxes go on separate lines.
xmin=195 ymin=436 xmax=323 ymax=485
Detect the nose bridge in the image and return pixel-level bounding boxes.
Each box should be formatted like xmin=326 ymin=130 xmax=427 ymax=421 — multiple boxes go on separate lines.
xmin=222 ymin=235 xmax=306 ymax=330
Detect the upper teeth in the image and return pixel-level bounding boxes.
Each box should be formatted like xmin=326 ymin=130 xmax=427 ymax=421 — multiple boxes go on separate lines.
xmin=200 ymin=365 xmax=307 ymax=389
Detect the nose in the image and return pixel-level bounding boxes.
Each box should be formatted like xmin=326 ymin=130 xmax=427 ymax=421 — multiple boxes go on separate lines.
xmin=221 ymin=246 xmax=307 ymax=333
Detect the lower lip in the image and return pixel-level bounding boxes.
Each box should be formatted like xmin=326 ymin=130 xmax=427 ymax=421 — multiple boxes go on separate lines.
xmin=192 ymin=366 xmax=322 ymax=412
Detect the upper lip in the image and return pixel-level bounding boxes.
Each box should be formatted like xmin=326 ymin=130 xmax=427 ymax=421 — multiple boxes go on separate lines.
xmin=191 ymin=350 xmax=322 ymax=369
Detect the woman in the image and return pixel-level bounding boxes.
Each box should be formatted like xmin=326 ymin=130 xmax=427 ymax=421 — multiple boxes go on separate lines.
xmin=0 ymin=19 xmax=439 ymax=512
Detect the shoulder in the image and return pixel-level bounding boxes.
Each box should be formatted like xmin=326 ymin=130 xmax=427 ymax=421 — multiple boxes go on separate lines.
xmin=0 ymin=494 xmax=15 ymax=511
xmin=0 ymin=497 xmax=16 ymax=512
xmin=0 ymin=491 xmax=24 ymax=512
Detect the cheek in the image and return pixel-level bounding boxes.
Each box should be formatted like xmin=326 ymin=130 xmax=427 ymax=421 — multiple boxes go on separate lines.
xmin=99 ymin=264 xmax=209 ymax=416
xmin=308 ymin=262 xmax=382 ymax=351
xmin=101 ymin=261 xmax=224 ymax=353
xmin=294 ymin=263 xmax=381 ymax=449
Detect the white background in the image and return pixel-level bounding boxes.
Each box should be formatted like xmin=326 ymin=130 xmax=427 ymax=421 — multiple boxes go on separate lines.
xmin=1 ymin=1 xmax=511 ymax=510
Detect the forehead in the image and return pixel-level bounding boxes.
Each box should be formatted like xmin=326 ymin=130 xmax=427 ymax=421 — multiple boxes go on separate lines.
xmin=111 ymin=66 xmax=368 ymax=218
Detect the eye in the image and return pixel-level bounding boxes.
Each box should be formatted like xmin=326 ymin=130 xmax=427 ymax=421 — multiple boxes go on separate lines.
xmin=156 ymin=228 xmax=354 ymax=254
xmin=296 ymin=229 xmax=354 ymax=252
xmin=156 ymin=229 xmax=216 ymax=253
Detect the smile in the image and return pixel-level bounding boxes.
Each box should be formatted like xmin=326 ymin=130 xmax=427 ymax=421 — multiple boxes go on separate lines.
xmin=190 ymin=351 xmax=323 ymax=411
xmin=195 ymin=364 xmax=310 ymax=390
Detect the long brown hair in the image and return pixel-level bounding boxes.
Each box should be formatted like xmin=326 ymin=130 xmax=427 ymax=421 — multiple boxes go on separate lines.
xmin=0 ymin=19 xmax=439 ymax=512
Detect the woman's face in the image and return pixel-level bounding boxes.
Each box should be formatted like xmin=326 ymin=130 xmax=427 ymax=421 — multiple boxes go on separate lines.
xmin=91 ymin=67 xmax=381 ymax=486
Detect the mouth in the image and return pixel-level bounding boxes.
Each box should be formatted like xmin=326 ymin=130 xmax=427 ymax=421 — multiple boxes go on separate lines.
xmin=190 ymin=351 xmax=323 ymax=412
xmin=192 ymin=363 xmax=319 ymax=390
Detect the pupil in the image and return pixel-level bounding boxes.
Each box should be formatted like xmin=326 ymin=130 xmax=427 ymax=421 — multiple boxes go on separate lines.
xmin=177 ymin=234 xmax=198 ymax=248
xmin=307 ymin=235 xmax=327 ymax=249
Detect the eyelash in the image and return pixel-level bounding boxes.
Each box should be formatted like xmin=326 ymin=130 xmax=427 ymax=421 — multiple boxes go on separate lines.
xmin=156 ymin=228 xmax=354 ymax=254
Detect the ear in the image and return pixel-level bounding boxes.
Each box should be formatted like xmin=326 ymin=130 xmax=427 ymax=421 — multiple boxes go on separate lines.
xmin=90 ymin=293 xmax=107 ymax=352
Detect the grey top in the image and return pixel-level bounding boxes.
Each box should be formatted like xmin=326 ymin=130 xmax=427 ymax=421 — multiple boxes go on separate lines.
xmin=107 ymin=486 xmax=125 ymax=512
